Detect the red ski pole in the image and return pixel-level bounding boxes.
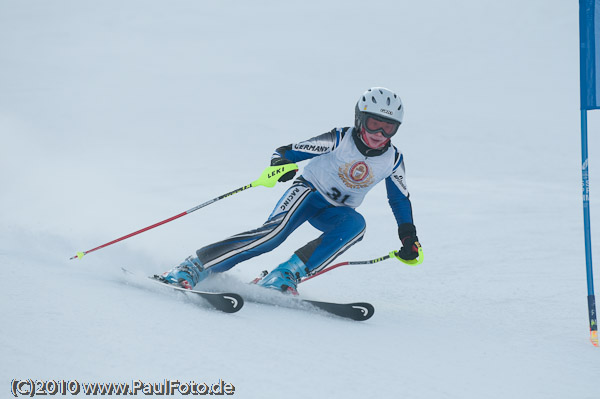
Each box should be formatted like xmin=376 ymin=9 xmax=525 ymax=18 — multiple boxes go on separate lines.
xmin=70 ymin=163 xmax=298 ymax=260
xmin=300 ymin=245 xmax=423 ymax=284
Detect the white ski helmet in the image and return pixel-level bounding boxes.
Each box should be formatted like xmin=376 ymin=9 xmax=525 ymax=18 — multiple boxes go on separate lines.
xmin=355 ymin=87 xmax=403 ymax=136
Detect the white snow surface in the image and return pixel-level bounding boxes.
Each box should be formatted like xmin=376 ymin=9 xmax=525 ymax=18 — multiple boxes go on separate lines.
xmin=1 ymin=1 xmax=599 ymax=398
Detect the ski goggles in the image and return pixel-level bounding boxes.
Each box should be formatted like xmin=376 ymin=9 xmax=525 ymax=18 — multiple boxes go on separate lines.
xmin=363 ymin=115 xmax=400 ymax=138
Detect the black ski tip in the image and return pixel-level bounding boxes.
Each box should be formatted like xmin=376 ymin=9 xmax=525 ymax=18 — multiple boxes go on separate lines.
xmin=348 ymin=302 xmax=375 ymax=321
xmin=205 ymin=293 xmax=244 ymax=313
xmin=303 ymin=300 xmax=375 ymax=321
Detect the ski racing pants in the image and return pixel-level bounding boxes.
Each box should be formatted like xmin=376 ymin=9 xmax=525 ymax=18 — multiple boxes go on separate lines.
xmin=196 ymin=178 xmax=366 ymax=275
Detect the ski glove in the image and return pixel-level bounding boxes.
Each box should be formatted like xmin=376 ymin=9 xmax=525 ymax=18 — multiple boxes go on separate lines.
xmin=270 ymin=157 xmax=297 ymax=182
xmin=397 ymin=223 xmax=420 ymax=261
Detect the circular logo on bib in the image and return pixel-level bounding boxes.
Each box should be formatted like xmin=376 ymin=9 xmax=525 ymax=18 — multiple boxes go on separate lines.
xmin=349 ymin=161 xmax=369 ymax=182
xmin=338 ymin=161 xmax=374 ymax=189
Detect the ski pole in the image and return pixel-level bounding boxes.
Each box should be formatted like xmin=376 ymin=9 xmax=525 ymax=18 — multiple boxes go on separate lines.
xmin=300 ymin=244 xmax=423 ymax=284
xmin=70 ymin=163 xmax=299 ymax=260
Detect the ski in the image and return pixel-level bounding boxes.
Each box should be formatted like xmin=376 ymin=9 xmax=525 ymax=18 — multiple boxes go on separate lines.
xmin=121 ymin=268 xmax=244 ymax=313
xmin=244 ymin=296 xmax=374 ymax=321
xmin=249 ymin=271 xmax=374 ymax=320
xmin=300 ymin=299 xmax=374 ymax=321
xmin=148 ymin=276 xmax=244 ymax=313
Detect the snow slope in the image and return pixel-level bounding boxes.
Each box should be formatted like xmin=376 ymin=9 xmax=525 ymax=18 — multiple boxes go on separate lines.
xmin=1 ymin=1 xmax=598 ymax=398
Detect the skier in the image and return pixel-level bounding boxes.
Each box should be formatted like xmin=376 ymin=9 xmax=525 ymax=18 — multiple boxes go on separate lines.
xmin=157 ymin=87 xmax=422 ymax=294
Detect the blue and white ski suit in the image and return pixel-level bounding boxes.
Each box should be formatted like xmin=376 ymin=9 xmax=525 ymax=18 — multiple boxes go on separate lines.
xmin=196 ymin=127 xmax=414 ymax=276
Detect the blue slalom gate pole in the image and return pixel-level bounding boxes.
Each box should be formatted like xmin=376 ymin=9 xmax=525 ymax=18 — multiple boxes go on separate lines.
xmin=579 ymin=0 xmax=599 ymax=347
xmin=580 ymin=109 xmax=598 ymax=347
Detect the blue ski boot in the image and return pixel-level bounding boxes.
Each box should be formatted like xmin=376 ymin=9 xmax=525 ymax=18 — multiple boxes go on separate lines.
xmin=257 ymin=254 xmax=308 ymax=295
xmin=158 ymin=256 xmax=208 ymax=289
